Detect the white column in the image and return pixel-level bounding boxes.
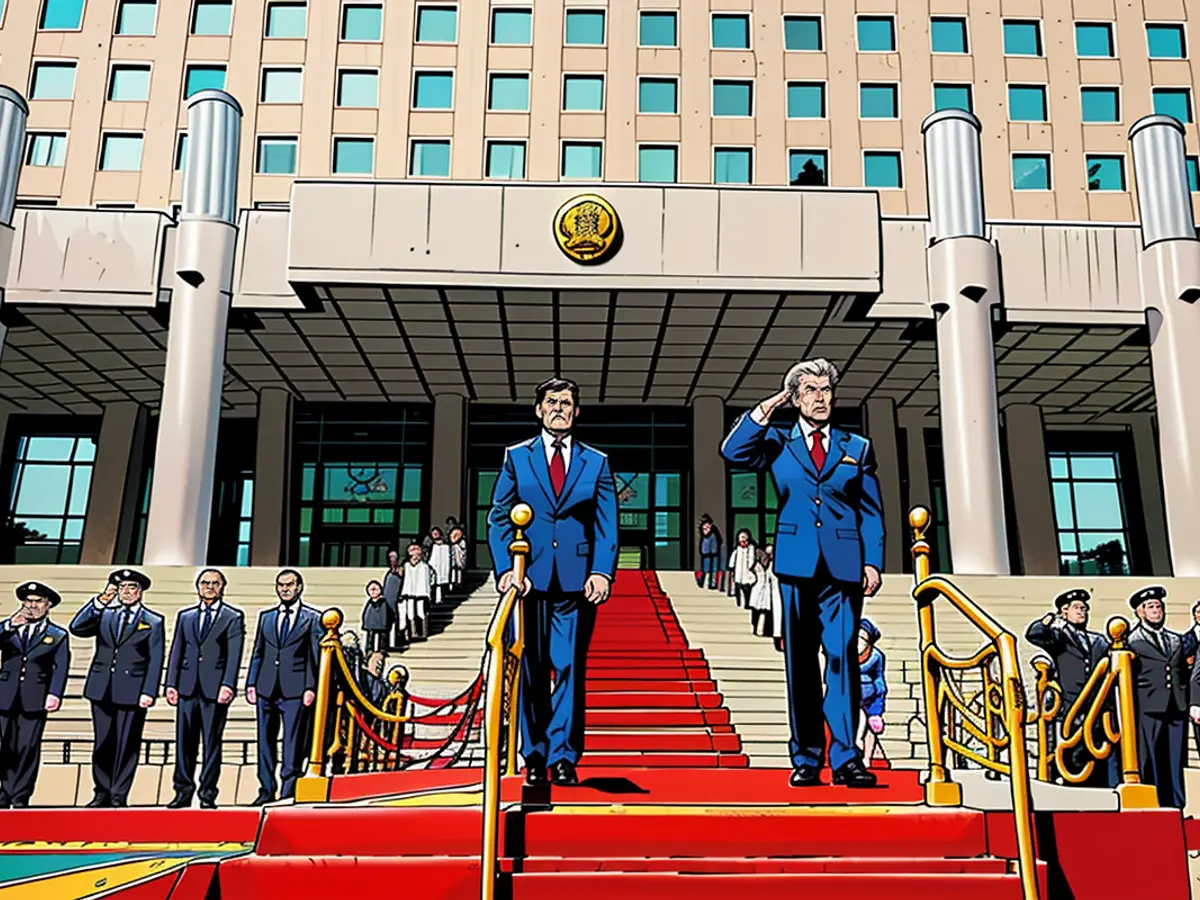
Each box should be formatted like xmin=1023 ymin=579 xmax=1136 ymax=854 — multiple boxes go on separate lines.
xmin=0 ymin=86 xmax=29 ymax=350
xmin=921 ymin=109 xmax=1010 ymax=575
xmin=144 ymin=91 xmax=243 ymax=565
xmin=1130 ymin=114 xmax=1200 ymax=575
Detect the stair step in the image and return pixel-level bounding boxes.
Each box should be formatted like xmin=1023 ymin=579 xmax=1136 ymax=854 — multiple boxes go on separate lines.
xmin=505 ymin=856 xmax=1011 ymax=875
xmin=585 ymin=679 xmax=715 ymax=693
xmin=586 ymin=708 xmax=731 ymax=727
xmin=584 ymin=692 xmax=725 ymax=709
xmin=577 ymin=752 xmax=749 ymax=767
xmin=577 ymin=731 xmax=741 ymax=752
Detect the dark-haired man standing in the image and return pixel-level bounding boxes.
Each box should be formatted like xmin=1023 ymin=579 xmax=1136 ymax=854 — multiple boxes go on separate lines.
xmin=487 ymin=377 xmax=618 ymax=787
xmin=246 ymin=569 xmax=320 ymax=804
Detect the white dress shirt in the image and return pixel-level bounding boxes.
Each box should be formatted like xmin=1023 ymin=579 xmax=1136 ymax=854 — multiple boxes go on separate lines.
xmin=541 ymin=430 xmax=572 ymax=477
xmin=276 ymin=602 xmax=301 ymax=640
xmin=795 ymin=416 xmax=830 ymax=456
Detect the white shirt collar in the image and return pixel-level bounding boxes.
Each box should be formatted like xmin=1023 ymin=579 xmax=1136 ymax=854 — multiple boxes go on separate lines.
xmin=797 ymin=417 xmax=829 ymax=442
xmin=278 ymin=601 xmax=302 ymax=615
xmin=542 ymin=430 xmax=572 ymax=452
xmin=199 ymin=600 xmax=222 ymax=616
xmin=119 ymin=602 xmax=142 ymax=617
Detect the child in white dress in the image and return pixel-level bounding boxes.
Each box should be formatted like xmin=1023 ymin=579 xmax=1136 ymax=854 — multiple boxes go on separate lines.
xmin=427 ymin=528 xmax=452 ymax=605
xmin=401 ymin=542 xmax=435 ymax=641
xmin=749 ymin=544 xmax=781 ymax=637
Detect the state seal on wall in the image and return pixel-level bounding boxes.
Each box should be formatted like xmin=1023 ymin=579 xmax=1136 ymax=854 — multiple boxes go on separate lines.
xmin=553 ymin=194 xmax=622 ymax=265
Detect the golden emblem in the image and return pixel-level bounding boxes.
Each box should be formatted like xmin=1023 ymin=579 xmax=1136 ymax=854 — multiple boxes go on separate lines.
xmin=553 ymin=194 xmax=622 ymax=264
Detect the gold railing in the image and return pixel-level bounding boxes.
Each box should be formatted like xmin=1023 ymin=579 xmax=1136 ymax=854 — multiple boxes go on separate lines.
xmin=481 ymin=503 xmax=534 ymax=900
xmin=909 ymin=507 xmax=1040 ymax=900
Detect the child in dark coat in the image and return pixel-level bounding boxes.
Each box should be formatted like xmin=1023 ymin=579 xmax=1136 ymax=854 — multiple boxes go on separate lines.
xmin=361 ymin=579 xmax=393 ymax=655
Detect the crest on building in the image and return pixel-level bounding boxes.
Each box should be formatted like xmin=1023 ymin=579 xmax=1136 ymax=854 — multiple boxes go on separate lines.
xmin=553 ymin=194 xmax=622 ymax=264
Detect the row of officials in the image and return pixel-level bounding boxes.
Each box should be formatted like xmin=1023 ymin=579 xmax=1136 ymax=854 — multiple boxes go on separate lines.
xmin=0 ymin=567 xmax=320 ymax=809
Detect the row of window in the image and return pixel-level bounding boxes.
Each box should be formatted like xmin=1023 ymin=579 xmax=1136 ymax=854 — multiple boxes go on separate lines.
xmin=23 ymin=0 xmax=1197 ymax=63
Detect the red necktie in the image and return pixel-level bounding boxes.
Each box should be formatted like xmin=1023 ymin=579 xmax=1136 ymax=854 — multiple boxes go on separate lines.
xmin=550 ymin=440 xmax=566 ymax=496
xmin=809 ymin=431 xmax=826 ymax=471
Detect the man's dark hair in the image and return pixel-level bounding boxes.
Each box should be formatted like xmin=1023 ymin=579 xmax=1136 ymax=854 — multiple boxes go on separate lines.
xmin=195 ymin=568 xmax=227 ymax=591
xmin=535 ymin=377 xmax=581 ymax=407
xmin=276 ymin=568 xmax=305 ymax=590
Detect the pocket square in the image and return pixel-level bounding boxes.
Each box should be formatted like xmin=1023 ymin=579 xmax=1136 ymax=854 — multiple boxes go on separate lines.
xmin=42 ymin=636 xmax=54 ymax=644
xmin=137 ymin=622 xmax=151 ymax=630
xmin=841 ymin=455 xmax=858 ymax=464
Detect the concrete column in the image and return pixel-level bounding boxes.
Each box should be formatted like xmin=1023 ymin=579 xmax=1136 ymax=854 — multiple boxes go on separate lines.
xmin=250 ymin=388 xmax=294 ymax=567
xmin=921 ymin=109 xmax=1010 ymax=575
xmin=80 ymin=403 xmax=149 ymax=565
xmin=691 ymin=396 xmax=728 ymax=568
xmin=430 ymin=393 xmax=468 ymax=526
xmin=863 ymin=397 xmax=904 ymax=573
xmin=900 ymin=412 xmax=932 ymax=514
xmin=1002 ymin=404 xmax=1059 ymax=575
xmin=0 ymin=86 xmax=29 ymax=349
xmin=1131 ymin=114 xmax=1200 ymax=576
xmin=1130 ymin=414 xmax=1173 ymax=576
xmin=144 ymin=91 xmax=242 ymax=565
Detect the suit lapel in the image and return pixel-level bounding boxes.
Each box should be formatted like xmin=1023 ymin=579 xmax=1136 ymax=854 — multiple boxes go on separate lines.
xmin=526 ymin=441 xmax=557 ymax=508
xmin=784 ymin=431 xmax=820 ymax=479
xmin=555 ymin=442 xmax=588 ymax=509
xmin=115 ymin=608 xmax=142 ymax=647
xmin=817 ymin=430 xmax=851 ymax=481
xmin=266 ymin=609 xmax=279 ymax=648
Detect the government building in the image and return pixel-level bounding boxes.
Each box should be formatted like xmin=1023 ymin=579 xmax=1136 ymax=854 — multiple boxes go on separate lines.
xmin=0 ymin=0 xmax=1197 ymax=582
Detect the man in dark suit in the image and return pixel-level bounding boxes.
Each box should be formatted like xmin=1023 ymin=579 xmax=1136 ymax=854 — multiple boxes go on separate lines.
xmin=165 ymin=568 xmax=245 ymax=809
xmin=245 ymin=568 xmax=320 ymax=804
xmin=1182 ymin=601 xmax=1200 ymax=764
xmin=69 ymin=568 xmax=165 ymax=808
xmin=487 ymin=376 xmax=618 ymax=787
xmin=721 ymin=358 xmax=884 ymax=789
xmin=1128 ymin=585 xmax=1187 ymax=808
xmin=0 ymin=581 xmax=69 ymax=808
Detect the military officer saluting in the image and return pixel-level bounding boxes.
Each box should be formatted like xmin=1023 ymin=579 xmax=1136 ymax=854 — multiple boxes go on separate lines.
xmin=0 ymin=582 xmax=69 ymax=808
xmin=69 ymin=569 xmax=165 ymax=808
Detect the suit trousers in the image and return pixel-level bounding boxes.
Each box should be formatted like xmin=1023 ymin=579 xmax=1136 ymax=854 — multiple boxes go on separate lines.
xmin=735 ymin=584 xmax=753 ymax=608
xmin=0 ymin=705 xmax=47 ymax=803
xmin=520 ymin=579 xmax=597 ymax=766
xmin=90 ymin=699 xmax=147 ymax=803
xmin=173 ymin=695 xmax=229 ymax=803
xmin=256 ymin=693 xmax=311 ymax=800
xmin=779 ymin=561 xmax=864 ymax=771
xmin=1138 ymin=711 xmax=1187 ymax=808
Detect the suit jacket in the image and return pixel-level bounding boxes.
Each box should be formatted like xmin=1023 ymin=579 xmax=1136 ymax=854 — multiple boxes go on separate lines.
xmin=0 ymin=618 xmax=69 ymax=713
xmin=246 ymin=604 xmax=321 ymax=701
xmin=166 ymin=603 xmax=245 ymax=702
xmin=1025 ymin=618 xmax=1108 ymax=710
xmin=1128 ymin=624 xmax=1188 ymax=717
xmin=70 ymin=601 xmax=165 ymax=708
xmin=487 ymin=435 xmax=618 ymax=594
xmin=720 ymin=414 xmax=885 ymax=583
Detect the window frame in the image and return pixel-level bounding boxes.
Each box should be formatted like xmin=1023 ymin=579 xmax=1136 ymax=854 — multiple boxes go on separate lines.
xmin=340 ymin=1 xmax=384 ymax=42
xmin=408 ymin=137 xmax=453 ymax=178
xmin=932 ymin=82 xmax=974 ymax=114
xmin=1186 ymin=155 xmax=1200 ymax=193
xmin=788 ymin=148 xmax=830 ymax=187
xmin=1011 ymin=152 xmax=1053 ymax=192
xmin=260 ymin=65 xmax=304 ymax=104
xmin=563 ymin=8 xmax=606 ymax=47
xmin=711 ymin=11 xmax=752 ymax=51
xmin=114 ymin=0 xmax=158 ymax=36
xmin=190 ymin=0 xmax=233 ymax=36
xmin=561 ymin=72 xmax=605 ymax=114
xmin=711 ymin=78 xmax=755 ymax=118
xmin=39 ymin=0 xmax=86 ymax=32
xmin=712 ymin=146 xmax=754 ymax=185
xmin=929 ymin=15 xmax=969 ymax=54
xmin=637 ymin=9 xmax=677 ymax=48
xmin=637 ymin=143 xmax=680 ymax=184
xmin=490 ymin=6 xmax=532 ymax=46
xmin=560 ymin=139 xmax=604 ymax=180
xmin=98 ymin=131 xmax=146 ymax=172
xmin=862 ymin=149 xmax=903 ymax=190
xmin=486 ymin=70 xmax=532 ymax=113
xmin=1048 ymin=449 xmax=1135 ymax=577
xmin=1007 ymin=82 xmax=1050 ymax=123
xmin=255 ymin=135 xmax=300 ymax=176
xmin=107 ymin=61 xmax=153 ymax=103
xmin=484 ymin=138 xmax=528 ymax=180
xmin=331 ymin=135 xmax=376 ymax=176
xmin=782 ymin=13 xmax=823 ymax=52
xmin=859 ymin=82 xmax=900 ymax=120
xmin=182 ymin=62 xmax=228 ymax=100
xmin=1085 ymin=153 xmax=1128 ymax=192
xmin=29 ymin=59 xmax=79 ymax=101
xmin=785 ymin=80 xmax=827 ymax=120
xmin=174 ymin=131 xmax=188 ymax=171
xmin=5 ymin=433 xmax=99 ymax=566
xmin=264 ymin=0 xmax=308 ymax=39
xmin=1074 ymin=20 xmax=1117 ymax=59
xmin=1002 ymin=18 xmax=1044 ymax=57
xmin=1079 ymin=84 xmax=1121 ymax=123
xmin=1152 ymin=86 xmax=1195 ymax=124
xmin=637 ymin=76 xmax=679 ymax=116
xmin=1145 ymin=21 xmax=1188 ymax=59
xmin=414 ymin=2 xmax=458 ymax=45
xmin=855 ymin=14 xmax=897 ymax=53
xmin=335 ymin=67 xmax=381 ymax=109
xmin=25 ymin=131 xmax=69 ymax=168
xmin=410 ymin=68 xmax=455 ymax=111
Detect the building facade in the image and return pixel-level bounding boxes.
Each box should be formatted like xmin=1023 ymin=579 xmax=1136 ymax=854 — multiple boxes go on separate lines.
xmin=0 ymin=0 xmax=1197 ymax=578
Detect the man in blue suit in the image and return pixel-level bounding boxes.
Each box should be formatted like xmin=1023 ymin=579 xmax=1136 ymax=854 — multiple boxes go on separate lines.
xmin=0 ymin=581 xmax=69 ymax=808
xmin=721 ymin=358 xmax=884 ymax=788
xmin=488 ymin=377 xmax=618 ymax=787
xmin=245 ymin=569 xmax=320 ymax=804
xmin=70 ymin=568 xmax=166 ymax=807
xmin=165 ymin=568 xmax=245 ymax=809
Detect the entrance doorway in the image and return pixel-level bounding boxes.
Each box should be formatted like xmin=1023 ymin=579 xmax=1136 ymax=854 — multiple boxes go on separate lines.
xmin=318 ymin=528 xmax=392 ymax=568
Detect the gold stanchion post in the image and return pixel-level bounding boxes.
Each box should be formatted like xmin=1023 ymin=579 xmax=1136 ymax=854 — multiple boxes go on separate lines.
xmin=1107 ymin=616 xmax=1158 ymax=809
xmin=294 ymin=608 xmax=342 ymax=803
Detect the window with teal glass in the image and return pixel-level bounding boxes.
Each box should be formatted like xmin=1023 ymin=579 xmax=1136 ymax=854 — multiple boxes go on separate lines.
xmin=491 ymin=7 xmax=531 ymax=44
xmin=863 ymin=151 xmax=901 ymax=188
xmin=1012 ymin=153 xmax=1050 ymax=190
xmin=341 ymin=3 xmax=382 ymax=41
xmin=257 ymin=136 xmax=297 ymax=174
xmin=1086 ymin=154 xmax=1125 ymax=191
xmin=416 ymin=4 xmax=456 ymax=42
xmin=783 ymin=15 xmax=821 ymax=51
xmin=262 ymin=67 xmax=302 ymax=104
xmin=337 ymin=69 xmax=378 ymax=107
xmin=191 ymin=0 xmax=232 ymax=35
xmin=859 ymin=84 xmax=898 ymax=118
xmin=236 ymin=478 xmax=253 ymax=566
xmin=410 ymin=139 xmax=450 ymax=176
xmin=1188 ymin=157 xmax=1199 ymax=192
xmin=728 ymin=470 xmax=779 ymax=549
xmin=931 ymin=17 xmax=967 ymax=53
xmin=1080 ymin=87 xmax=1119 ymax=122
xmin=714 ymin=148 xmax=752 ymax=184
xmin=6 ymin=435 xmax=97 ymax=564
xmin=1153 ymin=87 xmax=1193 ymax=123
xmin=184 ymin=65 xmax=226 ymax=99
xmin=265 ymin=1 xmax=306 ymax=38
xmin=1003 ymin=20 xmax=1042 ymax=56
xmin=489 ymin=72 xmax=530 ymax=111
xmin=712 ymin=13 xmax=749 ymax=49
xmin=562 ymin=141 xmax=602 ymax=178
xmin=1050 ymin=452 xmax=1131 ymax=575
xmin=333 ymin=137 xmax=373 ymax=174
xmin=40 ymin=0 xmax=84 ymax=30
xmin=100 ymin=133 xmax=144 ymax=171
xmin=486 ymin=141 xmax=526 ymax=179
xmin=713 ymin=80 xmax=752 ymax=116
xmin=789 ymin=149 xmax=827 ymax=186
xmin=130 ymin=465 xmax=152 ymax=564
xmin=31 ymin=62 xmax=77 ymax=100
xmin=413 ymin=71 xmax=453 ymax=109
xmin=933 ymin=84 xmax=972 ymax=112
xmin=109 ymin=65 xmax=151 ymax=102
xmin=116 ymin=0 xmax=156 ymax=35
xmin=638 ymin=78 xmax=677 ymax=114
xmin=1075 ymin=22 xmax=1114 ymax=57
xmin=1146 ymin=23 xmax=1186 ymax=59
xmin=26 ymin=133 xmax=68 ymax=167
xmin=563 ymin=74 xmax=603 ymax=111
xmin=174 ymin=133 xmax=187 ymax=170
xmin=1008 ymin=84 xmax=1047 ymax=121
xmin=857 ymin=16 xmax=895 ymax=51
xmin=565 ymin=9 xmax=604 ymax=45
xmin=638 ymin=145 xmax=677 ymax=183
xmin=639 ymin=11 xmax=676 ymax=47
xmin=786 ymin=82 xmax=825 ymax=118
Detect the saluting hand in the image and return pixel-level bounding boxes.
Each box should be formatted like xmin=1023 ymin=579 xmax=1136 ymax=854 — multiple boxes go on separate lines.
xmin=756 ymin=388 xmax=793 ymax=422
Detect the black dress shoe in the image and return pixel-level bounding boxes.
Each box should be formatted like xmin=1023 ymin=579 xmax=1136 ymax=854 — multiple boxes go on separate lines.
xmin=0 ymin=794 xmax=10 ymax=809
xmin=789 ymin=765 xmax=822 ymax=787
xmin=524 ymin=755 xmax=548 ymax=787
xmin=86 ymin=795 xmax=111 ymax=808
xmin=832 ymin=759 xmax=878 ymax=788
xmin=550 ymin=760 xmax=578 ymax=786
xmin=166 ymin=794 xmax=193 ymax=809
xmin=251 ymin=793 xmax=274 ymax=807
xmin=10 ymin=800 xmax=28 ymax=809
xmin=109 ymin=797 xmax=127 ymax=808
xmin=199 ymin=799 xmax=218 ymax=810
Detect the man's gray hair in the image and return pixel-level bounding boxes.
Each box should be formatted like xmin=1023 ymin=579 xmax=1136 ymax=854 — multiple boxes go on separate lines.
xmin=784 ymin=358 xmax=840 ymax=393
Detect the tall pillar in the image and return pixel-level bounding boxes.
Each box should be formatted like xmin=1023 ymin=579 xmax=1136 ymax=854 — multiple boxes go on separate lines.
xmin=430 ymin=393 xmax=467 ymax=527
xmin=80 ymin=403 xmax=149 ymax=565
xmin=901 ymin=412 xmax=932 ymax=513
xmin=1131 ymin=114 xmax=1200 ymax=575
xmin=1129 ymin=414 xmax=1173 ymax=576
xmin=921 ymin=109 xmax=1010 ymax=574
xmin=1002 ymin=404 xmax=1058 ymax=575
xmin=143 ymin=91 xmax=242 ymax=565
xmin=0 ymin=86 xmax=29 ymax=347
xmin=863 ymin=397 xmax=903 ymax=573
xmin=691 ymin=396 xmax=728 ymax=568
xmin=251 ymin=388 xmax=294 ymax=566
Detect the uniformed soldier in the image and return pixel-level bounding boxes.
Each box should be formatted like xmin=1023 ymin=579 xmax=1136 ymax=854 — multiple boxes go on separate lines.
xmin=0 ymin=581 xmax=69 ymax=808
xmin=69 ymin=569 xmax=165 ymax=808
xmin=1127 ymin=585 xmax=1188 ymax=808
